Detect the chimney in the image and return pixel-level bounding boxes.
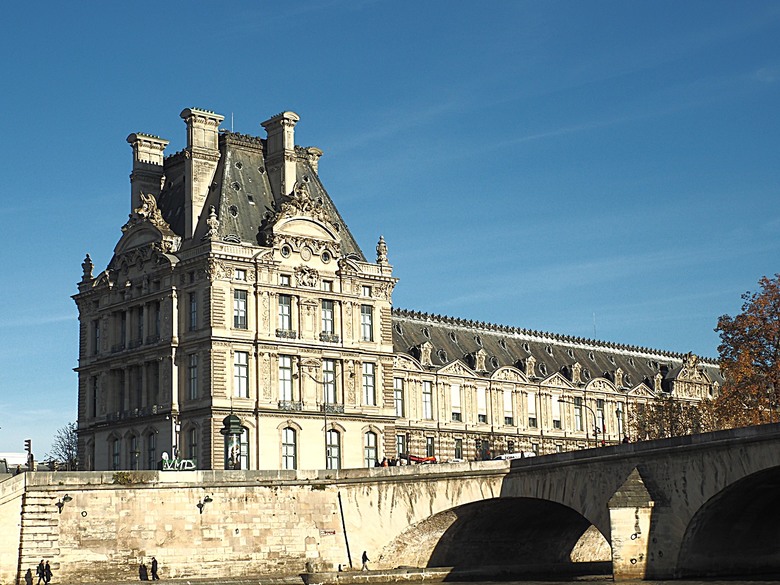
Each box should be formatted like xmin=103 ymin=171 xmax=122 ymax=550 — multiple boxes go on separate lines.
xmin=261 ymin=111 xmax=300 ymax=200
xmin=126 ymin=133 xmax=169 ymax=212
xmin=180 ymin=107 xmax=225 ymax=239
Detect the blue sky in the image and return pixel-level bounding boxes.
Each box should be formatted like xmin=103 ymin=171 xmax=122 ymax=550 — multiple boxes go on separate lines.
xmin=1 ymin=1 xmax=778 ymax=456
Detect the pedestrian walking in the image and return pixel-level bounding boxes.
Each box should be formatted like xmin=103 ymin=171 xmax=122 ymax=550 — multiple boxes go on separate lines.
xmin=361 ymin=551 xmax=370 ymax=571
xmin=151 ymin=556 xmax=159 ymax=580
xmin=139 ymin=563 xmax=148 ymax=581
xmin=24 ymin=568 xmax=33 ymax=585
xmin=44 ymin=561 xmax=52 ymax=584
xmin=36 ymin=560 xmax=45 ymax=585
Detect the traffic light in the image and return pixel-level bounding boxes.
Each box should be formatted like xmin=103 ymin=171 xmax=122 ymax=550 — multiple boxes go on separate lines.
xmin=24 ymin=439 xmax=31 ymax=453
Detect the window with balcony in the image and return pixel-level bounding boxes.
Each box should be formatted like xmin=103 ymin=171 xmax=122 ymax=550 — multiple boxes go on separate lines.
xmin=528 ymin=392 xmax=537 ymax=428
xmin=503 ymin=389 xmax=514 ymax=426
xmin=552 ymin=394 xmax=562 ymax=429
xmin=574 ymin=397 xmax=584 ymax=431
xmin=323 ymin=359 xmax=337 ymax=404
xmin=279 ymin=355 xmax=293 ymax=402
xmin=477 ymin=386 xmax=487 ymax=424
xmin=321 ymin=300 xmax=334 ymax=334
xmin=278 ymin=294 xmax=292 ymax=331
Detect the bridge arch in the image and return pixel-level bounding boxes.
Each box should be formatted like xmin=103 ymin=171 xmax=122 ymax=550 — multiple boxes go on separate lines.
xmin=379 ymin=497 xmax=610 ymax=577
xmin=677 ymin=465 xmax=780 ymax=578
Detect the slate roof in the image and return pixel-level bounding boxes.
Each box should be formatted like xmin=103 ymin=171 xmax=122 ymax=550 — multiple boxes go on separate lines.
xmin=156 ymin=131 xmax=365 ymax=259
xmin=391 ymin=309 xmax=723 ymax=390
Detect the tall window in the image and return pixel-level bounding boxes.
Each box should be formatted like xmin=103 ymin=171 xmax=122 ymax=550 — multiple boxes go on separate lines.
xmin=528 ymin=392 xmax=537 ymax=428
xmin=187 ymin=428 xmax=198 ymax=464
xmin=234 ymin=351 xmax=249 ymax=398
xmin=129 ymin=435 xmax=139 ymax=470
xmin=552 ymin=394 xmax=562 ymax=429
xmin=137 ymin=307 xmax=144 ymax=342
xmin=426 ymin=436 xmax=435 ymax=458
xmin=360 ymin=305 xmax=373 ymax=341
xmin=147 ymin=433 xmax=156 ymax=470
xmin=279 ymin=355 xmax=293 ymax=401
xmin=189 ymin=292 xmax=198 ymax=331
xmin=90 ymin=376 xmax=98 ymax=418
xmin=422 ymin=381 xmax=433 ymax=420
xmin=278 ymin=294 xmax=292 ymax=330
xmin=394 ymin=377 xmax=405 ymax=417
xmin=234 ymin=290 xmax=247 ymax=329
xmin=111 ymin=439 xmax=120 ymax=470
xmin=362 ymin=363 xmax=376 ymax=406
xmin=574 ymin=397 xmax=584 ymax=431
xmin=503 ymin=389 xmax=514 ymax=425
xmin=323 ymin=359 xmax=337 ymax=404
xmin=153 ymin=301 xmax=161 ymax=338
xmin=92 ymin=319 xmax=100 ymax=355
xmin=282 ymin=427 xmax=297 ymax=470
xmin=616 ymin=401 xmax=625 ymax=437
xmin=326 ymin=429 xmax=341 ymax=470
xmin=119 ymin=311 xmax=127 ymax=348
xmin=364 ymin=431 xmax=377 ymax=468
xmin=188 ymin=354 xmax=198 ymax=400
xmin=451 ymin=384 xmax=462 ymax=422
xmin=396 ymin=434 xmax=407 ymax=458
xmin=477 ymin=386 xmax=487 ymax=423
xmin=454 ymin=438 xmax=463 ymax=460
xmin=596 ymin=399 xmax=605 ymax=435
xmin=321 ymin=300 xmax=334 ymax=334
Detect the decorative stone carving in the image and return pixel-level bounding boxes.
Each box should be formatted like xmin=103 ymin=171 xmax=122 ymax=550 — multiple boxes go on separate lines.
xmin=419 ymin=341 xmax=432 ymax=367
xmin=81 ymin=254 xmax=94 ymax=282
xmin=571 ymin=362 xmax=582 ymax=385
xmin=274 ymin=180 xmax=331 ymax=224
xmin=203 ymin=206 xmax=220 ymax=241
xmin=524 ymin=355 xmax=536 ymax=378
xmin=614 ymin=368 xmax=624 ymax=388
xmin=295 ymin=265 xmax=320 ymax=288
xmin=376 ymin=235 xmax=388 ymax=265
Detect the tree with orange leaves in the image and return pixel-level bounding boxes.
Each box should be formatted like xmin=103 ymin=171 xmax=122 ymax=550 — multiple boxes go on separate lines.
xmin=715 ymin=274 xmax=780 ymax=428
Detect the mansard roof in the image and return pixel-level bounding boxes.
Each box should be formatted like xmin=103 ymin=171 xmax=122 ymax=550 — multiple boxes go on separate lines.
xmin=391 ymin=308 xmax=723 ymax=390
xmin=155 ymin=131 xmax=365 ymax=258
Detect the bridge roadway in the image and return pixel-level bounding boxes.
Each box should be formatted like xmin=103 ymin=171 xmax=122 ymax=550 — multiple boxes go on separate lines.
xmin=3 ymin=423 xmax=780 ymax=583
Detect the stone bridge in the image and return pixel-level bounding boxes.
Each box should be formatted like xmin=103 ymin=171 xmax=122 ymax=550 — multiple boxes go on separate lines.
xmin=2 ymin=424 xmax=780 ymax=584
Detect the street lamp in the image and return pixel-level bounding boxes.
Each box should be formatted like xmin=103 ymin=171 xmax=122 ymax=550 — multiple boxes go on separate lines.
xmin=558 ymin=398 xmax=598 ymax=449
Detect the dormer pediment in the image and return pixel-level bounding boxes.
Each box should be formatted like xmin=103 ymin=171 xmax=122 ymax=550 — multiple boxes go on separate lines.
xmin=541 ymin=372 xmax=575 ymax=389
xmin=491 ymin=366 xmax=529 ymax=384
xmin=115 ymin=193 xmax=181 ymax=257
xmin=626 ymin=384 xmax=657 ymax=398
xmin=271 ymin=180 xmax=341 ymax=244
xmin=438 ymin=360 xmax=477 ymax=378
xmin=585 ymin=378 xmax=617 ymax=393
xmin=394 ymin=354 xmax=424 ymax=372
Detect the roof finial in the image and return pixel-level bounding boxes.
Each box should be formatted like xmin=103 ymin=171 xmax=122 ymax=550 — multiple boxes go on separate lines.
xmin=376 ymin=235 xmax=388 ymax=265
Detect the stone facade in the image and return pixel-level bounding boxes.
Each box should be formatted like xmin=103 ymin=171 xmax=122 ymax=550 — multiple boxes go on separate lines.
xmin=74 ymin=106 xmax=723 ymax=472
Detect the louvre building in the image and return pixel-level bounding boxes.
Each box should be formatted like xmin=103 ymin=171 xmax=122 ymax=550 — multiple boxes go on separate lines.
xmin=74 ymin=107 xmax=722 ymax=471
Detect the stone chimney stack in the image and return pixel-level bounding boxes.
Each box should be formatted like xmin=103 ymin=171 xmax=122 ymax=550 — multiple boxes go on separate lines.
xmin=180 ymin=107 xmax=224 ymax=239
xmin=261 ymin=111 xmax=300 ymax=200
xmin=126 ymin=133 xmax=169 ymax=212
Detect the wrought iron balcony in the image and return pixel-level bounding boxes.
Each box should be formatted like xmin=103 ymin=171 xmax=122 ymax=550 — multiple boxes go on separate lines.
xmin=320 ymin=404 xmax=345 ymax=414
xmin=278 ymin=400 xmax=304 ymax=412
xmin=319 ymin=332 xmax=341 ymax=343
xmin=275 ymin=329 xmax=298 ymax=339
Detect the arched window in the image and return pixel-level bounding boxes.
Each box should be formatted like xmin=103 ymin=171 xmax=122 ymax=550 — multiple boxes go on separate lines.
xmin=282 ymin=427 xmax=297 ymax=470
xmin=326 ymin=429 xmax=341 ymax=470
xmin=364 ymin=431 xmax=377 ymax=468
xmin=146 ymin=433 xmax=156 ymax=470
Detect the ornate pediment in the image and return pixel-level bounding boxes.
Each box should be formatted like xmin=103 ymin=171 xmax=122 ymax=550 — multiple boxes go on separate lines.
xmin=676 ymin=352 xmax=709 ymax=383
xmin=294 ymin=265 xmax=320 ymax=288
xmin=438 ymin=360 xmax=476 ymax=378
xmin=276 ymin=180 xmax=332 ymax=223
xmin=585 ymin=378 xmax=617 ymax=393
xmin=491 ymin=366 xmax=528 ymax=384
xmin=116 ymin=193 xmax=181 ymax=256
xmin=540 ymin=372 xmax=575 ymax=389
xmin=626 ymin=384 xmax=657 ymax=399
xmin=394 ymin=354 xmax=424 ymax=372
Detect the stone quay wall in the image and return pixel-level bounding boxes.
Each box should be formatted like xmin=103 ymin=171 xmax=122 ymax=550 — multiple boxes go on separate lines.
xmin=0 ymin=463 xmax=506 ymax=585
